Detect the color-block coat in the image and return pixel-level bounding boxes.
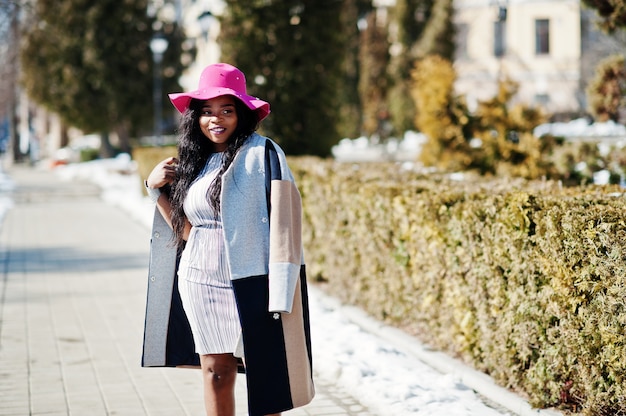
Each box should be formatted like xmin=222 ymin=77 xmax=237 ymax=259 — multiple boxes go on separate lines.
xmin=141 ymin=133 xmax=315 ymax=415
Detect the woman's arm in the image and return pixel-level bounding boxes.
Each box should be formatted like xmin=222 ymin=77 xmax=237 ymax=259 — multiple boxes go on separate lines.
xmin=146 ymin=157 xmax=191 ymax=240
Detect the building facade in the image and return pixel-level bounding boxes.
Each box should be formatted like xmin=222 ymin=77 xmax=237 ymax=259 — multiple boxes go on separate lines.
xmin=453 ymin=0 xmax=624 ymax=120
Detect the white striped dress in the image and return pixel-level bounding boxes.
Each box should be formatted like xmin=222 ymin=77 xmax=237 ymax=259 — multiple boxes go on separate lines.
xmin=177 ymin=153 xmax=241 ymax=355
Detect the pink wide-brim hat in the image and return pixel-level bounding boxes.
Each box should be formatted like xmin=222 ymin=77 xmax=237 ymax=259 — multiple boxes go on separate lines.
xmin=168 ymin=63 xmax=270 ymax=122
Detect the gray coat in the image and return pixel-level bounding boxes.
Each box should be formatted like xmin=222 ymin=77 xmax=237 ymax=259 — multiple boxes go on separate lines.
xmin=141 ymin=135 xmax=314 ymax=415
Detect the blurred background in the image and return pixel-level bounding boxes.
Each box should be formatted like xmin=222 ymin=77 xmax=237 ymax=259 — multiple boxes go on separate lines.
xmin=1 ymin=0 xmax=626 ymax=182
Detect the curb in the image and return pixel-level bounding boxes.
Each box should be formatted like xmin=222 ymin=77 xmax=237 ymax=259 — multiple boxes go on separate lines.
xmin=310 ymin=286 xmax=562 ymax=416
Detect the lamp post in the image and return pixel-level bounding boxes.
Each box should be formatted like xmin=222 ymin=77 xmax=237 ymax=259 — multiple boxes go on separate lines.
xmin=198 ymin=10 xmax=214 ymax=42
xmin=197 ymin=10 xmax=218 ymax=65
xmin=150 ymin=33 xmax=168 ymax=145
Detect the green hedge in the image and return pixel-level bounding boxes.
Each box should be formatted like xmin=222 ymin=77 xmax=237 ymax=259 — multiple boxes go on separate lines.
xmin=290 ymin=157 xmax=626 ymax=416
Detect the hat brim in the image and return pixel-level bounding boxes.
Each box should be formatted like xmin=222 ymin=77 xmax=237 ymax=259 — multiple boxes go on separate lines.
xmin=169 ymin=87 xmax=270 ymax=122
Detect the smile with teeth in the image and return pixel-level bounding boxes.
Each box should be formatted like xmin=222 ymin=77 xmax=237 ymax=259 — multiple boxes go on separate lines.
xmin=211 ymin=127 xmax=226 ymax=134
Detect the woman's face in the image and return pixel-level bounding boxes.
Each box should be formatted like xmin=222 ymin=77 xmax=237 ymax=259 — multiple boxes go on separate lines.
xmin=198 ymin=95 xmax=238 ymax=152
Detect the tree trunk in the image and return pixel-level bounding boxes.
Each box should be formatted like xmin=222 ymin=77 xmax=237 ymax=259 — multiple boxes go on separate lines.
xmin=100 ymin=131 xmax=115 ymax=158
xmin=116 ymin=122 xmax=132 ymax=154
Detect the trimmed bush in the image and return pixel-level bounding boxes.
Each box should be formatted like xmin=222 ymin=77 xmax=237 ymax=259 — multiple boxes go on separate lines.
xmin=291 ymin=156 xmax=626 ymax=415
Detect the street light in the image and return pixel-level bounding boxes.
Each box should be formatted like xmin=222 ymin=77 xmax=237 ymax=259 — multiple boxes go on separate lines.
xmin=150 ymin=33 xmax=169 ymax=145
xmin=197 ymin=10 xmax=218 ymax=65
xmin=198 ymin=10 xmax=214 ymax=41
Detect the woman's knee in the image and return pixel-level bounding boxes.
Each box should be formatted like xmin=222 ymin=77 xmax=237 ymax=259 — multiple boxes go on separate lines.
xmin=201 ymin=354 xmax=237 ymax=387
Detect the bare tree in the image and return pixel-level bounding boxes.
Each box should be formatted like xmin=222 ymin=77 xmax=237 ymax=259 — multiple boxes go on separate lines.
xmin=0 ymin=0 xmax=26 ymax=160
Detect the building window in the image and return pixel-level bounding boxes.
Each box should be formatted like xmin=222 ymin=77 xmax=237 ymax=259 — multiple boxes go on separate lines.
xmin=455 ymin=23 xmax=469 ymax=59
xmin=494 ymin=20 xmax=506 ymax=57
xmin=534 ymin=93 xmax=550 ymax=106
xmin=535 ymin=19 xmax=550 ymax=55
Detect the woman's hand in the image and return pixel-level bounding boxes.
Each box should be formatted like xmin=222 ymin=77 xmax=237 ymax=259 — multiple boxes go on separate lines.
xmin=146 ymin=157 xmax=179 ymax=189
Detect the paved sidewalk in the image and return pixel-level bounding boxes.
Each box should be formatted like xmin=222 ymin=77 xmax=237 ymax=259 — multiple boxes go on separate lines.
xmin=0 ymin=164 xmax=370 ymax=416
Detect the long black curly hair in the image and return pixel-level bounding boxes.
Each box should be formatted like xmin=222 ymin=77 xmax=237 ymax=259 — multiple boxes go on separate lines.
xmin=169 ymin=97 xmax=260 ymax=248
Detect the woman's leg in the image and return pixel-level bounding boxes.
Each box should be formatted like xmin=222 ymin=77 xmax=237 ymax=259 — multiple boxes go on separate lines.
xmin=200 ymin=353 xmax=238 ymax=416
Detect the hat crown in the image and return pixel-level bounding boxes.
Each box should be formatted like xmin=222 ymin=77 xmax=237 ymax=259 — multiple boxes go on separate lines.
xmin=198 ymin=63 xmax=247 ymax=95
xmin=168 ymin=62 xmax=269 ymax=121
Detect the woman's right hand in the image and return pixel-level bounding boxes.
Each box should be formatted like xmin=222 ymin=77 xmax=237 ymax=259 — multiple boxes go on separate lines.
xmin=146 ymin=157 xmax=179 ymax=189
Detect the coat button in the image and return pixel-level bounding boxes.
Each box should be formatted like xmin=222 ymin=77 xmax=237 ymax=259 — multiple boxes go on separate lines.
xmin=150 ymin=275 xmax=156 ymax=282
xmin=154 ymin=231 xmax=160 ymax=238
xmin=261 ymin=217 xmax=268 ymax=223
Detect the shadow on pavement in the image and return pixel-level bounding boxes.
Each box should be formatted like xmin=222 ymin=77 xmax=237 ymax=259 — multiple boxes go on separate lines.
xmin=1 ymin=246 xmax=148 ymax=273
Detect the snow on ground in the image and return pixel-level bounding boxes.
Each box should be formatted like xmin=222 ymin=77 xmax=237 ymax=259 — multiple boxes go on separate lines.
xmin=0 ymin=163 xmax=14 ymax=226
xmin=533 ymin=118 xmax=626 ymax=138
xmin=0 ymin=155 xmax=543 ymax=415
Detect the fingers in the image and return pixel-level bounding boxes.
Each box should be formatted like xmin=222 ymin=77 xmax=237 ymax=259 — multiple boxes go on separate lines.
xmin=164 ymin=157 xmax=179 ymax=166
xmin=163 ymin=158 xmax=178 ymax=181
xmin=147 ymin=157 xmax=179 ymax=189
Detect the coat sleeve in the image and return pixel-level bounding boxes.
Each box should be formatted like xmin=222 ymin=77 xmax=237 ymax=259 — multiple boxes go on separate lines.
xmin=267 ymin=149 xmax=304 ymax=314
